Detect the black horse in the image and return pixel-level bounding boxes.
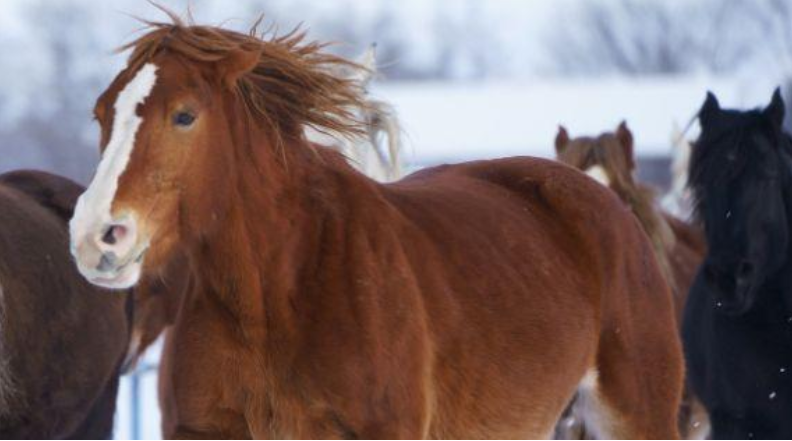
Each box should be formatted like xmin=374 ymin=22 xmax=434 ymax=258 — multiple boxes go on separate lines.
xmin=684 ymin=89 xmax=792 ymax=439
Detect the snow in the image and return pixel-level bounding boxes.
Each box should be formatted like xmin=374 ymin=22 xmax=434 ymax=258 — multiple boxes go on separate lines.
xmin=116 ymin=340 xmax=163 ymax=440
xmin=372 ymin=76 xmax=760 ymax=166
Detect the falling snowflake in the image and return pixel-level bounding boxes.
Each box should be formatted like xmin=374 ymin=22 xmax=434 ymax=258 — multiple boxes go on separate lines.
xmin=770 ymin=391 xmax=777 ymax=400
xmin=781 ymin=367 xmax=787 ymax=373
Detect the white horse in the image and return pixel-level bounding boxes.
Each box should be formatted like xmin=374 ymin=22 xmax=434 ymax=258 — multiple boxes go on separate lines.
xmin=305 ymin=45 xmax=404 ymax=182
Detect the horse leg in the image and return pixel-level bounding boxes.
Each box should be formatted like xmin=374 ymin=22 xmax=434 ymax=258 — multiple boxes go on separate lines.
xmin=65 ymin=373 xmax=120 ymax=439
xmin=574 ymin=327 xmax=682 ymax=439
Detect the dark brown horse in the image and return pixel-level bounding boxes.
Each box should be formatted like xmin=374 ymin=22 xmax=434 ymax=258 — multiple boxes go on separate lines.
xmin=70 ymin=16 xmax=683 ymax=438
xmin=0 ymin=170 xmax=130 ymax=439
xmin=555 ymin=123 xmax=709 ymax=439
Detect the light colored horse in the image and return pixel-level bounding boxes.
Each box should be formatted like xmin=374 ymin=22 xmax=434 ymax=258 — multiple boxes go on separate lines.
xmin=661 ymin=122 xmax=695 ymax=220
xmin=304 ymin=45 xmax=403 ymax=182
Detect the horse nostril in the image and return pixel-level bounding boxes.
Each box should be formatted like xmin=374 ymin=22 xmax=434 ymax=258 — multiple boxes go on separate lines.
xmin=101 ymin=224 xmax=128 ymax=246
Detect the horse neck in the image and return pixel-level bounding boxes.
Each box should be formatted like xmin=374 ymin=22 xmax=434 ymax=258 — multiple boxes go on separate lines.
xmin=186 ymin=131 xmax=363 ymax=328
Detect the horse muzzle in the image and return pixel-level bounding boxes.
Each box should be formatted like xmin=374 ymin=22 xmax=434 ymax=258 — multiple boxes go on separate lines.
xmin=70 ymin=216 xmax=148 ymax=290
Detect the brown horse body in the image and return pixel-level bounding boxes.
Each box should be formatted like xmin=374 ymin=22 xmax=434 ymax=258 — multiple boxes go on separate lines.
xmin=70 ymin=19 xmax=683 ymax=439
xmin=555 ymin=124 xmax=708 ymax=439
xmin=0 ymin=170 xmax=129 ymax=439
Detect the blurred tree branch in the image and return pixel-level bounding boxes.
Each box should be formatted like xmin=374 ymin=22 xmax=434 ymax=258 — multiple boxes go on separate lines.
xmin=544 ymin=0 xmax=785 ymax=77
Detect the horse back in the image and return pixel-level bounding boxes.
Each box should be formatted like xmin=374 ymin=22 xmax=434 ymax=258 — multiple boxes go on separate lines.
xmin=0 ymin=170 xmax=84 ymax=223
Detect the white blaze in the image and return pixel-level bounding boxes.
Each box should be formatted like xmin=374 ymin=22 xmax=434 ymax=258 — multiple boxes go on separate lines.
xmin=70 ymin=63 xmax=158 ymax=247
xmin=584 ymin=165 xmax=611 ymax=187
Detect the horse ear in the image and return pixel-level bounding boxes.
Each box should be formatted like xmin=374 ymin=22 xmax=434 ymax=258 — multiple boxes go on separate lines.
xmin=699 ymin=91 xmax=720 ymax=127
xmin=616 ymin=121 xmax=636 ymax=170
xmin=346 ymin=43 xmax=377 ymax=88
xmin=217 ymin=46 xmax=261 ymax=89
xmin=555 ymin=126 xmax=570 ymax=154
xmin=765 ymin=87 xmax=785 ymax=127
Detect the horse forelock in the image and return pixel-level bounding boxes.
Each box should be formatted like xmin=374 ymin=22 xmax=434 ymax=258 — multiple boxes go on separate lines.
xmin=121 ymin=15 xmax=368 ymax=150
xmin=688 ymin=110 xmax=789 ymax=223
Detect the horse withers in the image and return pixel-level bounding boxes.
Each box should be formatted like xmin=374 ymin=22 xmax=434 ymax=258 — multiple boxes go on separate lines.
xmin=0 ymin=170 xmax=130 ymax=439
xmin=684 ymin=89 xmax=792 ymax=438
xmin=69 ymin=15 xmax=684 ymax=439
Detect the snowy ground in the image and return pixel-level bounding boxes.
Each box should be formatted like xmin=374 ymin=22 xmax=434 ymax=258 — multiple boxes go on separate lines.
xmin=116 ymin=341 xmax=163 ymax=440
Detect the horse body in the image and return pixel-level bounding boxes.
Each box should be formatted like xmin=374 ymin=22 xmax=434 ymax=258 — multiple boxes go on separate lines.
xmin=153 ymin=152 xmax=681 ymax=439
xmin=0 ymin=170 xmax=129 ymax=439
xmin=684 ymin=90 xmax=792 ymax=438
xmin=69 ymin=18 xmax=683 ymax=439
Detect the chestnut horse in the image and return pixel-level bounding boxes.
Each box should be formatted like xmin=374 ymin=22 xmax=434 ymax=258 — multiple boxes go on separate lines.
xmin=555 ymin=123 xmax=708 ymax=439
xmin=0 ymin=170 xmax=130 ymax=439
xmin=70 ymin=17 xmax=683 ymax=438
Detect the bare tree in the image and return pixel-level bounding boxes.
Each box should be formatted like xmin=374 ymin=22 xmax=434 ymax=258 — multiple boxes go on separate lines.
xmin=0 ymin=0 xmax=116 ymax=182
xmin=543 ymin=0 xmax=767 ymax=76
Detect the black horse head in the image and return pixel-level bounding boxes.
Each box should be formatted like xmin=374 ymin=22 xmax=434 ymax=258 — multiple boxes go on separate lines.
xmin=689 ymin=89 xmax=792 ymax=316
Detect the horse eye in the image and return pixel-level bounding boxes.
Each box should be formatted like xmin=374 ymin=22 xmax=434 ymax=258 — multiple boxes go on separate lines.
xmin=173 ymin=111 xmax=196 ymax=127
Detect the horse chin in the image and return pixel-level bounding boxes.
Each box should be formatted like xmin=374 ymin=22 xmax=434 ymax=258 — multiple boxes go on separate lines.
xmin=88 ymin=260 xmax=143 ymax=291
xmin=717 ymin=283 xmax=756 ymax=316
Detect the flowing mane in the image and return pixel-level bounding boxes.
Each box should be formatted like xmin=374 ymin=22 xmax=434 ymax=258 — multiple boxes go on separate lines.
xmin=122 ymin=13 xmax=368 ymax=146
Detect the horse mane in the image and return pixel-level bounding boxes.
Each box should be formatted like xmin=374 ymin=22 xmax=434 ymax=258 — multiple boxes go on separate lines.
xmin=121 ymin=10 xmax=368 ymax=146
xmin=563 ymin=135 xmax=676 ymax=287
